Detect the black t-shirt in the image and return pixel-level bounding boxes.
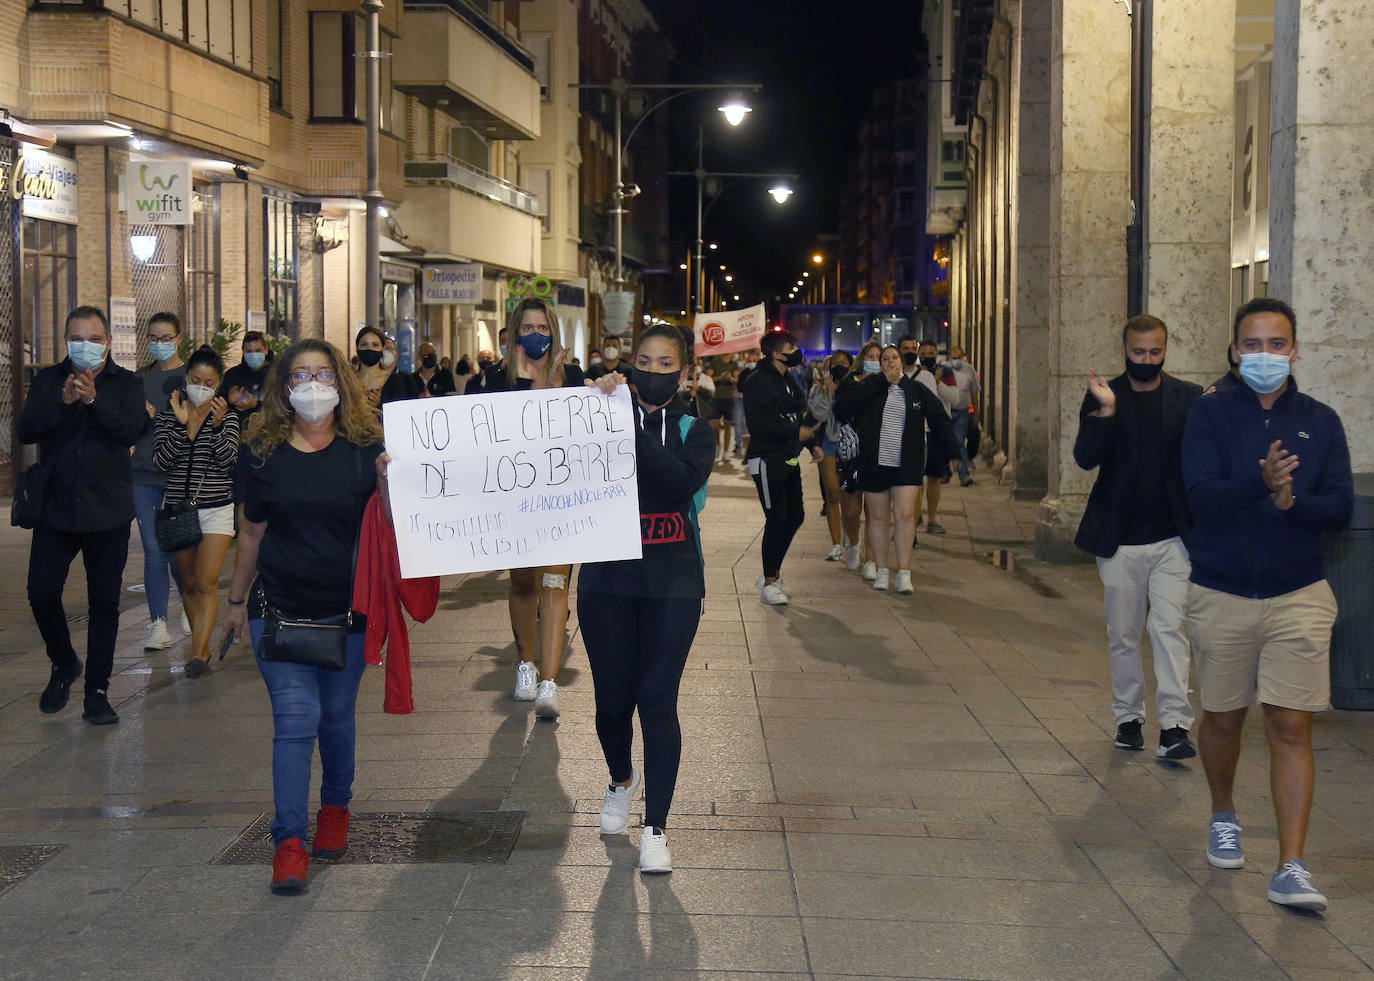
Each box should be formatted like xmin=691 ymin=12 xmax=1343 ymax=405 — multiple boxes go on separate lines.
xmin=239 ymin=437 xmax=383 ymax=617
xmin=586 ymin=360 xmax=629 ymax=381
xmin=1121 ymin=387 xmax=1177 ymax=546
xmin=414 ymin=367 xmax=458 ymax=396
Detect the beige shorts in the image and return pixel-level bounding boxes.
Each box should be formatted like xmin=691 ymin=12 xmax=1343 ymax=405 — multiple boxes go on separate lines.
xmin=1186 ymin=580 xmax=1338 ymax=713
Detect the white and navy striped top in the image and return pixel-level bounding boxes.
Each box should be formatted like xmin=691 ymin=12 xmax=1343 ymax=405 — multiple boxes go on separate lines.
xmin=154 ymin=408 xmax=241 ymax=509
xmin=877 ymin=383 xmax=906 ymax=467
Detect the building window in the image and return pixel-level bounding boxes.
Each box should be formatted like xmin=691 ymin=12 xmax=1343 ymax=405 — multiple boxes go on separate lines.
xmin=449 ymin=127 xmax=491 ymax=171
xmin=20 ymin=219 xmax=77 ymax=368
xmin=264 ymin=193 xmax=298 ymax=338
xmin=187 ymin=186 xmax=222 ymax=341
xmin=524 ymin=168 xmax=550 ymax=232
xmin=267 ymin=0 xmax=283 ymax=108
xmin=310 ymin=12 xmax=395 ymax=128
xmin=130 ymin=225 xmax=185 ymax=362
xmin=101 ymin=0 xmax=251 ymax=69
xmin=527 ymin=35 xmax=552 ymax=101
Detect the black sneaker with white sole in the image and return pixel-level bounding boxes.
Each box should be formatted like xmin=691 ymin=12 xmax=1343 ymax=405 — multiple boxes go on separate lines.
xmin=1156 ymin=726 xmax=1197 ymax=759
xmin=1114 ymin=719 xmax=1144 ymax=751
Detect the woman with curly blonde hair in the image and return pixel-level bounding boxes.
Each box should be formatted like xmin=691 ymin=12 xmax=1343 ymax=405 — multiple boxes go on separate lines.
xmin=220 ymin=339 xmax=387 ymax=894
xmin=478 ymin=297 xmax=584 ymax=719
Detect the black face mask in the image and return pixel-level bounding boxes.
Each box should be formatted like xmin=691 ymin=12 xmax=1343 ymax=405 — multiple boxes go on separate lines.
xmin=780 ymin=349 xmax=804 ymax=368
xmin=421 ymin=353 xmax=438 ymax=369
xmin=829 ymin=364 xmax=850 ymax=383
xmin=901 ymin=350 xmax=919 ymax=367
xmin=357 ymin=349 xmax=384 ymax=367
xmin=631 ymin=367 xmax=680 ymax=408
xmin=920 ymin=356 xmax=937 ymax=371
xmin=1125 ymin=358 xmax=1163 ymax=383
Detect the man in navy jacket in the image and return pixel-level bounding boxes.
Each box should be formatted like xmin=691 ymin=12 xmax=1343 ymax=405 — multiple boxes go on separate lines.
xmin=1182 ymin=297 xmax=1352 ymax=912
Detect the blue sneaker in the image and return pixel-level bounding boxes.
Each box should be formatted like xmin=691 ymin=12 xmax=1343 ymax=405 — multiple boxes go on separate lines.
xmin=1207 ymin=812 xmax=1244 ymax=869
xmin=1268 ymin=859 xmax=1327 ymax=911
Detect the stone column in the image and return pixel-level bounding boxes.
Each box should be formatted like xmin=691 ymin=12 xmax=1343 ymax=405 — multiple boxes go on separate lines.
xmin=1147 ymin=0 xmax=1235 ymax=387
xmin=1270 ymin=0 xmax=1374 ymax=472
xmin=1010 ymin=0 xmax=1051 ymax=498
xmin=1035 ymin=0 xmax=1131 ymax=562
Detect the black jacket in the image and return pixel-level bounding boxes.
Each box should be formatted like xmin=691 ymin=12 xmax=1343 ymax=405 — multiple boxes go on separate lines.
xmin=470 ymin=362 xmax=585 ymax=393
xmin=578 ymin=396 xmax=716 ymax=599
xmin=834 ymin=372 xmax=959 ymax=482
xmin=1072 ymin=372 xmax=1202 ymax=558
xmin=742 ymin=362 xmax=807 ymax=463
xmin=18 ymin=358 xmax=148 ymax=532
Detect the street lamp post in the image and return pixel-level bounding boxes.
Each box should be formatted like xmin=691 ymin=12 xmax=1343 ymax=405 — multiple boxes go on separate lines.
xmin=362 ymin=0 xmax=384 ymax=332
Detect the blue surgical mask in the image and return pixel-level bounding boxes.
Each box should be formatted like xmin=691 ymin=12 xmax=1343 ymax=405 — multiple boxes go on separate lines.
xmin=862 ymin=360 xmax=881 ymax=374
xmin=67 ymin=340 xmax=106 ymax=371
xmin=243 ymin=351 xmax=266 ymax=370
xmin=149 ymin=340 xmax=177 ymax=363
xmin=948 ymin=358 xmax=965 ymax=369
xmin=1239 ymin=351 xmax=1291 ymax=394
xmin=518 ymin=332 xmax=553 ymax=361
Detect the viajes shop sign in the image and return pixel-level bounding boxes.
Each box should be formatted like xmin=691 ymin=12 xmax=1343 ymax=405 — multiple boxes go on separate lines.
xmin=9 ymin=149 xmax=78 ymax=225
xmin=126 ymin=160 xmax=192 ymax=225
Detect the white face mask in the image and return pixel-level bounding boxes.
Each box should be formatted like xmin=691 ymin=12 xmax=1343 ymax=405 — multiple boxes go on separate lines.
xmin=185 ymin=383 xmax=216 ymax=407
xmin=603 ymin=347 xmax=619 ymax=362
xmin=289 ymin=381 xmax=340 ymax=422
xmin=380 ymin=350 xmax=396 ymax=369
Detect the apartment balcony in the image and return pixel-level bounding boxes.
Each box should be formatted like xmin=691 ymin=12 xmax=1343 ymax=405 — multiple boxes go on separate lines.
xmin=394 ymin=1 xmax=540 ymax=141
xmin=401 ymin=155 xmax=541 ymax=273
xmin=22 ymin=2 xmax=270 ymax=163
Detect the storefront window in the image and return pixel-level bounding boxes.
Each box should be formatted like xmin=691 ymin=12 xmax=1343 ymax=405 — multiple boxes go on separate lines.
xmin=20 ymin=219 xmax=77 ymax=368
xmin=130 ymin=224 xmax=185 ymax=362
xmin=187 ymin=185 xmax=221 ymax=341
xmin=264 ymin=192 xmax=298 ymax=338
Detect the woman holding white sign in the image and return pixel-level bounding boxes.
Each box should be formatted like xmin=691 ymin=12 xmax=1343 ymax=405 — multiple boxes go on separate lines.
xmin=219 ymin=339 xmax=385 ymax=894
xmin=480 ymin=297 xmax=585 ymax=719
xmin=584 ymin=324 xmax=715 ymax=873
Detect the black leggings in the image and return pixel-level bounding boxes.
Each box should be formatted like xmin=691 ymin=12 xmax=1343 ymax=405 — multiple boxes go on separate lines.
xmin=752 ymin=459 xmax=805 ymax=579
xmin=578 ymin=591 xmax=701 ymax=829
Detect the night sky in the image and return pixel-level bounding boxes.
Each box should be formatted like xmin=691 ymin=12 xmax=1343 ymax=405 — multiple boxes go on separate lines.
xmin=642 ymin=0 xmax=928 ymax=306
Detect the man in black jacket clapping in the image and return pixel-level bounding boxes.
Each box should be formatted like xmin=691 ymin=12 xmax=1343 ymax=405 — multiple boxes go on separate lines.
xmin=1074 ymin=314 xmax=1202 ymax=760
xmin=19 ymin=306 xmax=147 ymax=725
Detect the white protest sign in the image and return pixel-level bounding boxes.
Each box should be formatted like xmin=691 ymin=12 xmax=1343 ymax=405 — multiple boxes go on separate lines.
xmin=383 ymin=385 xmax=643 ymax=577
xmin=694 ymin=302 xmax=766 ymax=357
xmin=109 ymin=297 xmax=138 ymax=366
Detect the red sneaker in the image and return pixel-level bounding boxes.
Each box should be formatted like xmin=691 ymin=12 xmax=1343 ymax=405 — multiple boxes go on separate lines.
xmin=270 ymin=837 xmax=309 ymax=893
xmin=312 ymin=804 xmax=350 ymax=860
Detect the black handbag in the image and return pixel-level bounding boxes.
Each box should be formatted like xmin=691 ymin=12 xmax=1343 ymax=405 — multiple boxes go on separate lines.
xmin=255 ymin=446 xmax=363 ymax=671
xmin=154 ymin=423 xmax=206 ymax=553
xmin=11 ymin=459 xmax=49 ymax=530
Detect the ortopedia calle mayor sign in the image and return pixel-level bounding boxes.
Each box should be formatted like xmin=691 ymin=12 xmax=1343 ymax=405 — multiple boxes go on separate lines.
xmin=126 ymin=161 xmax=192 ymax=225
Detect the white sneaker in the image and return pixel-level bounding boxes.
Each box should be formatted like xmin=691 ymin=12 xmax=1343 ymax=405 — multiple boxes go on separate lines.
xmin=179 ymin=607 xmax=190 ymax=633
xmin=534 ymin=680 xmax=560 ymax=719
xmin=825 ymin=544 xmax=843 ymax=562
xmin=861 ymin=561 xmax=877 ymax=582
xmin=599 ymin=765 xmax=642 ymax=835
xmin=873 ymin=568 xmax=891 ymax=591
xmin=639 ymin=827 xmax=672 ymax=874
xmin=760 ymin=582 xmax=790 ymax=605
xmin=895 ymin=570 xmax=913 ymax=594
xmin=845 ymin=546 xmax=861 ymax=571
xmin=144 ymin=618 xmax=173 ymax=651
xmin=754 ymin=576 xmax=793 ymax=597
xmin=513 ymin=661 xmax=538 ymax=701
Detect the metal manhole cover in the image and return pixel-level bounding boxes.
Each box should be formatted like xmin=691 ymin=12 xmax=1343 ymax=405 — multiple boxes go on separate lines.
xmin=210 ymin=811 xmax=525 ymax=866
xmin=0 ymin=845 xmax=64 ymax=896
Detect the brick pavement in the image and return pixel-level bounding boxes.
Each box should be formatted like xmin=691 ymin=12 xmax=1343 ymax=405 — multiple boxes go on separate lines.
xmin=0 ymin=455 xmax=1372 ymax=979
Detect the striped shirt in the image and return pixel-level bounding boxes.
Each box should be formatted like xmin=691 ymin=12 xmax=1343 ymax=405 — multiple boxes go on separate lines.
xmin=154 ymin=408 xmax=241 ymax=508
xmin=878 ymin=383 xmax=906 ymax=467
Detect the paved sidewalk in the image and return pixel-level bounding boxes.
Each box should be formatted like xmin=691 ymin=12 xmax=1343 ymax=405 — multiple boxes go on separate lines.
xmin=0 ymin=454 xmax=1372 ymax=979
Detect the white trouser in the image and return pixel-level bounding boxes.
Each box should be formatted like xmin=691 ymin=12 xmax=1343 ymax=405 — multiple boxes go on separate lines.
xmin=1096 ymin=537 xmax=1195 ymax=730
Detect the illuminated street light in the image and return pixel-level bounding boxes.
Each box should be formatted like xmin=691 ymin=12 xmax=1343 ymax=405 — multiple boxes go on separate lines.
xmin=768 ymin=184 xmax=794 ymax=204
xmin=679 ymin=262 xmax=688 ymax=270
xmin=709 ymin=243 xmax=718 ymax=251
xmin=802 ymin=271 xmax=809 ymax=278
xmin=812 ymin=254 xmax=824 ymax=264
xmin=718 ymin=95 xmax=752 ymax=127
xmin=724 ymin=274 xmax=733 ymax=282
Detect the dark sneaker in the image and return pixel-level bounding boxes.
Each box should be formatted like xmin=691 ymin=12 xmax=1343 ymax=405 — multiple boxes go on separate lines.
xmin=81 ymin=690 xmax=119 ymax=726
xmin=961 ymin=476 xmax=974 ymax=487
xmin=1268 ymin=859 xmax=1327 ymax=911
xmin=1114 ymin=719 xmax=1144 ymax=751
xmin=39 ymin=659 xmax=83 ymax=714
xmin=1157 ymin=726 xmax=1197 ymax=760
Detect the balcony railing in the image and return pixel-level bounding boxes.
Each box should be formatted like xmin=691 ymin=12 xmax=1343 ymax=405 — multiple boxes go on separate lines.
xmin=405 ymin=155 xmax=542 ymax=218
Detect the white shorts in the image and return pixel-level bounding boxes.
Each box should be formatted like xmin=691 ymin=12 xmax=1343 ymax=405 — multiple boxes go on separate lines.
xmin=198 ymin=503 xmax=236 ymax=537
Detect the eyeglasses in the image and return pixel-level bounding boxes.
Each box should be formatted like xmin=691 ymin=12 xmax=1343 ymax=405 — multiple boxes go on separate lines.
xmin=288 ymin=368 xmax=338 ymax=386
xmin=149 ymin=334 xmax=177 ymax=344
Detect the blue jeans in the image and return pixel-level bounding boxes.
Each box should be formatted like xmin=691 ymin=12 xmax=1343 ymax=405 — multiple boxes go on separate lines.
xmin=251 ymin=620 xmax=367 ymax=845
xmin=132 ymin=482 xmax=181 ymax=621
xmin=951 ymin=410 xmax=972 ymax=478
xmin=733 ymin=398 xmax=747 ymax=450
